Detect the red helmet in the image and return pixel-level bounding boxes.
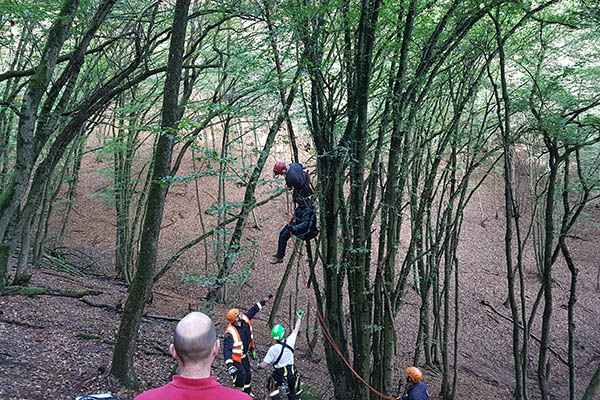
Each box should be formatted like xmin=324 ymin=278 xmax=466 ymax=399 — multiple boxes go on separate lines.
xmin=273 ymin=162 xmax=287 ymax=175
xmin=407 ymin=366 xmax=423 ymax=383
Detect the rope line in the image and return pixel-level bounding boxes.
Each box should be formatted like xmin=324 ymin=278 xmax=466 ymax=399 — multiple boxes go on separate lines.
xmin=286 ymin=196 xmax=398 ymax=400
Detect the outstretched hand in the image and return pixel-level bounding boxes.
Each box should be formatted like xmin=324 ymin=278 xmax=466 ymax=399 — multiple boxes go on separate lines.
xmin=296 ymin=309 xmax=304 ymax=319
xmin=264 ymin=294 xmax=274 ymax=303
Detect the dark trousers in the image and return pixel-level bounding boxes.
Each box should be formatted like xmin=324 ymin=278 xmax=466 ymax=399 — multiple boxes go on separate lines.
xmin=232 ymin=356 xmax=252 ymax=394
xmin=270 ymin=365 xmax=301 ymax=400
xmin=276 ymin=225 xmax=292 ymax=259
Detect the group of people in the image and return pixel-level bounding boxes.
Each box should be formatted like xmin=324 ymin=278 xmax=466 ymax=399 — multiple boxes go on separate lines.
xmin=135 ymin=160 xmax=429 ymax=400
xmin=222 ymin=295 xmax=302 ymax=400
xmin=135 ymin=295 xmax=304 ymax=400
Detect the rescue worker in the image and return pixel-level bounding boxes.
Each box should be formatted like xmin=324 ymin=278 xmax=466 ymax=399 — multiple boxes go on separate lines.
xmin=224 ymin=295 xmax=273 ymax=396
xmin=258 ymin=310 xmax=304 ymax=399
xmin=273 ymin=162 xmax=313 ymax=198
xmin=270 ymin=195 xmax=317 ymax=264
xmin=400 ymin=366 xmax=430 ymax=400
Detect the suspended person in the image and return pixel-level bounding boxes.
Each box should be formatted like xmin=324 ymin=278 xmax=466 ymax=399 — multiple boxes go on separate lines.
xmin=223 ymin=295 xmax=273 ymax=396
xmin=269 ymin=195 xmax=319 ymax=265
xmin=273 ymin=161 xmax=313 ymax=198
xmin=135 ymin=311 xmax=250 ymax=399
xmin=258 ymin=310 xmax=304 ymax=399
xmin=399 ymin=366 xmax=431 ymax=400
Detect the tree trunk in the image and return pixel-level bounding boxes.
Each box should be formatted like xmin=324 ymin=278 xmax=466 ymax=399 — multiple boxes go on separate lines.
xmin=582 ymin=363 xmax=600 ymax=400
xmin=490 ymin=11 xmax=524 ymax=397
xmin=0 ymin=0 xmax=80 ymax=284
xmin=110 ymin=0 xmax=191 ymax=388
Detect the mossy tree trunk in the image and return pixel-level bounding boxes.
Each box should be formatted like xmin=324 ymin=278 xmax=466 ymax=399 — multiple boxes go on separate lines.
xmin=0 ymin=0 xmax=80 ymax=291
xmin=110 ymin=0 xmax=191 ymax=388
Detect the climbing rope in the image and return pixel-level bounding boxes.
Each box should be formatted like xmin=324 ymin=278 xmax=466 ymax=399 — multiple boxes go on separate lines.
xmin=285 ymin=196 xmax=398 ymax=400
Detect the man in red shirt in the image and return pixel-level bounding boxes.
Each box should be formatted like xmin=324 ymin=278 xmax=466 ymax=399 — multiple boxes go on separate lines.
xmin=135 ymin=312 xmax=251 ymax=400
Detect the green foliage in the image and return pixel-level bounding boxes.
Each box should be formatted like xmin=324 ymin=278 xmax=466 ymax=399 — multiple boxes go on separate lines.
xmin=296 ymin=383 xmax=323 ymax=400
xmin=0 ymin=0 xmax=63 ymax=21
xmin=4 ymin=286 xmax=43 ymax=295
xmin=75 ymin=333 xmax=101 ymax=340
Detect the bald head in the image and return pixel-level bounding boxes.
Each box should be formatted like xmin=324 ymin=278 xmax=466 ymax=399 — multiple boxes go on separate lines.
xmin=173 ymin=312 xmax=216 ymax=365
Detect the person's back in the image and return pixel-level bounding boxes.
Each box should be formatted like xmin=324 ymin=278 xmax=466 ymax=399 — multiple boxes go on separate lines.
xmin=136 ymin=375 xmax=249 ymax=400
xmin=400 ymin=366 xmax=430 ymax=400
xmin=259 ymin=312 xmax=304 ymax=399
xmin=403 ymin=381 xmax=430 ymax=400
xmin=284 ymin=163 xmax=313 ymax=198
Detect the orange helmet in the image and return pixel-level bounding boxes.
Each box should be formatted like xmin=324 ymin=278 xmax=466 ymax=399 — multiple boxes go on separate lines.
xmin=407 ymin=366 xmax=423 ymax=383
xmin=226 ymin=308 xmax=239 ymax=323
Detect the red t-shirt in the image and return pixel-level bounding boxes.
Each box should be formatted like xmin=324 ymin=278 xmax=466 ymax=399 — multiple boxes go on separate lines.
xmin=135 ymin=375 xmax=251 ymax=400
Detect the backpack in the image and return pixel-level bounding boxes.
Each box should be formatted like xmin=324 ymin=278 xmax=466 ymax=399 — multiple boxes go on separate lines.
xmin=294 ymin=203 xmax=319 ymax=241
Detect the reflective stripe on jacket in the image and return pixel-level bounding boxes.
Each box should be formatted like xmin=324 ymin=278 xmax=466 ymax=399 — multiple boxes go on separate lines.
xmin=225 ymin=315 xmax=255 ymax=363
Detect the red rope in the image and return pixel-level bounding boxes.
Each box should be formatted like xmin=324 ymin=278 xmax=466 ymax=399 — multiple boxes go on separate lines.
xmin=285 ymin=197 xmax=398 ymax=400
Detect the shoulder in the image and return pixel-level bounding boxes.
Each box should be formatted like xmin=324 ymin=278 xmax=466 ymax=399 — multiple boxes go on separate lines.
xmin=134 ymin=384 xmax=171 ymax=400
xmin=214 ymin=385 xmax=253 ymax=398
xmin=264 ymin=343 xmax=279 ymax=362
xmin=287 ymin=332 xmax=298 ymax=345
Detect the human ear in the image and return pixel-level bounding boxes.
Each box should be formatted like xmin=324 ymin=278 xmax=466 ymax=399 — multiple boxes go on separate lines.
xmin=212 ymin=340 xmax=219 ymax=357
xmin=170 ymin=344 xmax=178 ymax=360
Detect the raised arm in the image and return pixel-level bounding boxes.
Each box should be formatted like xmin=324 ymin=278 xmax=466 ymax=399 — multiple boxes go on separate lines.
xmin=245 ymin=294 xmax=273 ymax=319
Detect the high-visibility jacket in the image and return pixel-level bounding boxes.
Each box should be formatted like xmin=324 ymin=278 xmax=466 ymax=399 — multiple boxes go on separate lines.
xmin=225 ymin=314 xmax=255 ymax=364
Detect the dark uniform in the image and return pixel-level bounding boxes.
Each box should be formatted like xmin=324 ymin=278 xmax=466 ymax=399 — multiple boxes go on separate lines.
xmin=401 ymin=381 xmax=430 ymax=400
xmin=284 ymin=163 xmax=312 ymax=198
xmin=224 ymin=299 xmax=268 ymax=395
xmin=275 ymin=198 xmax=317 ymax=260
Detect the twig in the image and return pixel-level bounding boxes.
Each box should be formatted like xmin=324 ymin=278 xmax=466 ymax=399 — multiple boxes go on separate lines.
xmin=481 ymin=299 xmax=569 ymax=366
xmin=142 ymin=314 xmax=181 ymax=322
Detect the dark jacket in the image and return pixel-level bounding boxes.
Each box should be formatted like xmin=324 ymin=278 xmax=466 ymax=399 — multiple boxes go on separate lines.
xmin=401 ymin=381 xmax=430 ymax=400
xmin=223 ymin=299 xmax=267 ymax=360
xmin=289 ymin=200 xmax=318 ymax=240
xmin=290 ymin=205 xmax=311 ymax=233
xmin=285 ymin=163 xmax=312 ymax=197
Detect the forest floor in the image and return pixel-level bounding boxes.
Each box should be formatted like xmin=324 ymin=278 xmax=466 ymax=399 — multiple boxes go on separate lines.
xmin=1 ymin=147 xmax=600 ymax=400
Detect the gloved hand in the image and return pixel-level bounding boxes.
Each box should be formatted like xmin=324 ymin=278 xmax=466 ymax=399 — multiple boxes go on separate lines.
xmin=250 ymin=348 xmax=257 ymax=359
xmin=264 ymin=294 xmax=273 ymax=303
xmin=228 ymin=365 xmax=238 ymax=376
xmin=296 ymin=309 xmax=304 ymax=319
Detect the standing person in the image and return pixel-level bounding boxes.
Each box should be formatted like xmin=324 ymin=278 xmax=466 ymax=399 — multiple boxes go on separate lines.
xmin=399 ymin=366 xmax=431 ymax=400
xmin=258 ymin=311 xmax=304 ymax=399
xmin=135 ymin=312 xmax=250 ymax=399
xmin=273 ymin=162 xmax=313 ymax=198
xmin=269 ymin=196 xmax=318 ymax=265
xmin=224 ymin=295 xmax=273 ymax=396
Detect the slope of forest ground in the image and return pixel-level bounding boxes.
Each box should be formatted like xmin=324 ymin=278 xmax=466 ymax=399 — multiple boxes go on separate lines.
xmin=1 ymin=148 xmax=599 ymax=400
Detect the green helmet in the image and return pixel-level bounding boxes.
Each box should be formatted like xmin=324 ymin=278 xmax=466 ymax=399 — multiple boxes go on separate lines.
xmin=271 ymin=324 xmax=285 ymax=340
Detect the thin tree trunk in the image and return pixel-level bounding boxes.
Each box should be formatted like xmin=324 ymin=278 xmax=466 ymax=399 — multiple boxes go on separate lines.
xmin=56 ymin=134 xmax=84 ymax=248
xmin=0 ymin=0 xmax=80 ymax=281
xmin=490 ymin=11 xmax=524 ymax=397
xmin=582 ymin=363 xmax=600 ymax=400
xmin=110 ymin=0 xmax=191 ymax=388
xmin=203 ymin=61 xmax=305 ymax=307
xmin=263 ymin=0 xmax=299 ymax=163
